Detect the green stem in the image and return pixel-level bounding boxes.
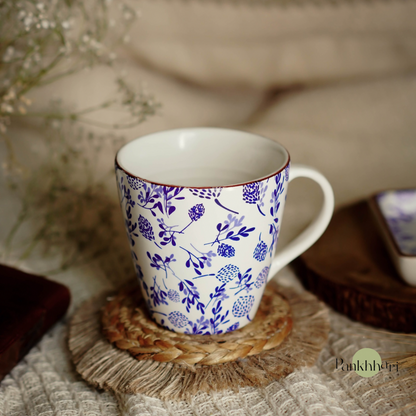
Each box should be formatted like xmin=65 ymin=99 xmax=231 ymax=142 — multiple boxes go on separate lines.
xmin=19 ymin=224 xmax=48 ymax=260
xmin=4 ymin=205 xmax=29 ymax=256
xmin=7 ymin=98 xmax=117 ymax=121
xmin=75 ymin=99 xmax=116 ymax=115
xmin=20 ymin=52 xmax=64 ymax=96
xmin=38 ymin=66 xmax=83 ymax=87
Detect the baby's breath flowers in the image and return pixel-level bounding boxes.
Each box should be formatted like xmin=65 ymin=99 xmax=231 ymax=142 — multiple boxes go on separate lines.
xmin=0 ymin=0 xmax=158 ymax=138
xmin=0 ymin=0 xmax=159 ymax=280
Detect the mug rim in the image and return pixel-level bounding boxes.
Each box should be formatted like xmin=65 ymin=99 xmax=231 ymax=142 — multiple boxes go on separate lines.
xmin=115 ymin=127 xmax=291 ymax=189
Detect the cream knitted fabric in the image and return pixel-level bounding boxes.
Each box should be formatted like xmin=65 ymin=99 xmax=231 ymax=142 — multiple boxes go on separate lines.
xmin=0 ymin=266 xmax=415 ymax=416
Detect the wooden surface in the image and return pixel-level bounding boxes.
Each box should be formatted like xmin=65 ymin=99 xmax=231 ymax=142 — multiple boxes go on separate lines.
xmin=295 ymin=200 xmax=416 ymax=333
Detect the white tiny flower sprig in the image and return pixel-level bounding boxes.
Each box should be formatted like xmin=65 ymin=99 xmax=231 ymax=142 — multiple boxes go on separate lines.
xmin=0 ymin=0 xmax=157 ymax=139
xmin=0 ymin=0 xmax=158 ymax=282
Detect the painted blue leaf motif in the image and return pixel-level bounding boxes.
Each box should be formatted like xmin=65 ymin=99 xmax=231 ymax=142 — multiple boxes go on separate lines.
xmin=185 ymin=315 xmax=210 ymax=334
xmin=254 ymin=266 xmax=270 ymax=289
xmin=188 ymin=204 xmax=205 ymax=221
xmin=168 ymin=311 xmax=189 ymax=328
xmin=135 ymin=263 xmax=143 ymax=280
xmin=216 ymin=264 xmax=240 ymax=283
xmin=231 ymin=268 xmax=253 ymax=295
xmin=268 ymin=172 xmax=285 ymax=256
xmin=134 ymin=183 xmax=184 ymax=218
xmin=232 ymin=295 xmax=255 ymax=318
xmin=227 ymin=322 xmax=239 ymax=332
xmin=206 ymin=216 xmax=255 ymax=247
xmin=285 ymin=164 xmax=290 ymax=182
xmin=138 ymin=215 xmax=154 ymax=241
xmin=206 ymin=284 xmax=230 ymax=334
xmin=190 ymin=188 xmax=220 ymax=199
xmin=149 ymin=276 xmax=168 ymax=307
xmin=240 ymin=226 xmax=255 ymax=237
xmin=168 ymin=289 xmax=180 ymax=303
xmin=189 ymin=188 xmax=238 ymax=214
xmin=168 ymin=206 xmax=176 ymax=216
xmin=217 ymin=243 xmax=236 ymax=258
xmin=253 ymin=240 xmax=268 ymax=262
xmin=242 ymin=183 xmax=260 ymax=204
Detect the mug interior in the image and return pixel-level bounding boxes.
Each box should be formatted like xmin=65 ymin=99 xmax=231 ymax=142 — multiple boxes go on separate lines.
xmin=116 ymin=128 xmax=289 ymax=187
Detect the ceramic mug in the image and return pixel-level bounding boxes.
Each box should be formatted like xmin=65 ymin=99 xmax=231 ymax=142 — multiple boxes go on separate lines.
xmin=115 ymin=128 xmax=334 ymax=334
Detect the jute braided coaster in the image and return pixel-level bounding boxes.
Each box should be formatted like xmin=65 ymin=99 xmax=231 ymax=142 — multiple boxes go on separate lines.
xmin=68 ymin=282 xmax=329 ymax=401
xmin=102 ymin=284 xmax=293 ymax=366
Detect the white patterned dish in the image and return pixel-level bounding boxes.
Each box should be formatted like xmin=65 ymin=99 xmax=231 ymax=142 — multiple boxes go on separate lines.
xmin=371 ymin=189 xmax=416 ymax=286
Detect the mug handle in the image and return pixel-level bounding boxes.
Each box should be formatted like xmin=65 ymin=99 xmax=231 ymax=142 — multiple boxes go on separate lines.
xmin=268 ymin=164 xmax=335 ymax=281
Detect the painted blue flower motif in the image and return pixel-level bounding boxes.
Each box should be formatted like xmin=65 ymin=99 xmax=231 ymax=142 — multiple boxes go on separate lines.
xmin=253 ymin=240 xmax=267 ymax=262
xmin=138 ymin=215 xmax=154 ymax=241
xmin=242 ymin=183 xmax=260 ymax=204
xmin=127 ymin=175 xmax=142 ymax=190
xmin=216 ymin=264 xmax=240 ymax=283
xmin=227 ymin=322 xmax=240 ymax=332
xmin=243 ymin=182 xmax=268 ymax=216
xmin=168 ymin=289 xmax=180 ymax=303
xmin=168 ymin=311 xmax=189 ymax=328
xmin=254 ymin=266 xmax=269 ymax=289
xmin=232 ymin=295 xmax=255 ymax=318
xmin=188 ymin=204 xmax=205 ymax=222
xmin=217 ymin=243 xmax=235 ymax=258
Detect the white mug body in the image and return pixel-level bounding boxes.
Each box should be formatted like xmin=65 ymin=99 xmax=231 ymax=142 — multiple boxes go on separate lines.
xmin=115 ymin=128 xmax=334 ymax=335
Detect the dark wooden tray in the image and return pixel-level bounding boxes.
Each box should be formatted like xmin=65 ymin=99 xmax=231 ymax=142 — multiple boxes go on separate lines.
xmin=294 ymin=200 xmax=416 ymax=333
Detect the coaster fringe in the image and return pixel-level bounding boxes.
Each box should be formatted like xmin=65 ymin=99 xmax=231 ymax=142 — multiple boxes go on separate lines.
xmin=68 ymin=284 xmax=329 ymax=400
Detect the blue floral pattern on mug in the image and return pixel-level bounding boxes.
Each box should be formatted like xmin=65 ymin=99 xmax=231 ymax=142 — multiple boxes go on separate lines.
xmin=217 ymin=243 xmax=235 ymax=258
xmin=127 ymin=176 xmax=143 ymax=190
xmin=253 ymin=238 xmax=268 ymax=262
xmin=168 ymin=311 xmax=189 ymax=328
xmin=216 ymin=264 xmax=240 ymax=283
xmin=168 ymin=289 xmax=181 ymax=303
xmin=254 ymin=266 xmax=270 ymax=289
xmin=116 ymin=160 xmax=290 ymax=334
xmin=232 ymin=295 xmax=255 ymax=318
xmin=188 ymin=204 xmax=205 ymax=221
xmin=138 ymin=215 xmax=155 ymax=241
xmin=243 ymin=181 xmax=269 ymax=216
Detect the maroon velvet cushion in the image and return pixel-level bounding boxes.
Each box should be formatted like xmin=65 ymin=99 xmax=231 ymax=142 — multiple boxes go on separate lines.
xmin=0 ymin=265 xmax=71 ymax=381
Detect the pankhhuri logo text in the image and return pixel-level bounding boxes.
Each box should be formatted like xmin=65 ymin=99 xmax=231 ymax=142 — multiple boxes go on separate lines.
xmin=336 ymin=348 xmax=399 ymax=378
